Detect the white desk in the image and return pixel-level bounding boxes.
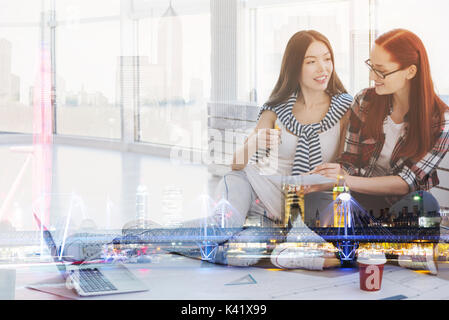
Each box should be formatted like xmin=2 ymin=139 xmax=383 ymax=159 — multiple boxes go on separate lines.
xmin=11 ymin=253 xmax=449 ymax=300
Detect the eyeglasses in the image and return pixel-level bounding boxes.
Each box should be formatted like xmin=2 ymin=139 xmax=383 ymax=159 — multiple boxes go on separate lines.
xmin=365 ymin=59 xmax=403 ymax=80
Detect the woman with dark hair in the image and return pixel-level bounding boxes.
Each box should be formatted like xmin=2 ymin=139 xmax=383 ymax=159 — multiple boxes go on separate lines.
xmin=123 ymin=30 xmax=352 ymax=269
xmin=311 ymin=29 xmax=449 ymax=274
xmin=212 ymin=30 xmax=353 ymax=268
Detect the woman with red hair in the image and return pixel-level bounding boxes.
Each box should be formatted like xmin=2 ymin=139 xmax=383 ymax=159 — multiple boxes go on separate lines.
xmin=312 ymin=29 xmax=449 ymax=274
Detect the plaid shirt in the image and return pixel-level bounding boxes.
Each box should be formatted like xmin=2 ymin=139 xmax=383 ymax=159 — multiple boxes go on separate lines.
xmin=337 ymin=89 xmax=449 ymax=200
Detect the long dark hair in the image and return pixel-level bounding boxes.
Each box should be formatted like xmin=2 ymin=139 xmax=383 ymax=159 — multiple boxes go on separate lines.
xmin=266 ymin=30 xmax=347 ymax=107
xmin=363 ymin=29 xmax=448 ymax=161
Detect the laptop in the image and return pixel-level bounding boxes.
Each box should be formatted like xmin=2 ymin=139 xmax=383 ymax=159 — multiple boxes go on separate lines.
xmin=42 ymin=228 xmax=149 ymax=297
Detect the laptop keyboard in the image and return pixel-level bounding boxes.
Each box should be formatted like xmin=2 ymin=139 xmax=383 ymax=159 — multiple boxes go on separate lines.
xmin=70 ymin=268 xmax=118 ymax=293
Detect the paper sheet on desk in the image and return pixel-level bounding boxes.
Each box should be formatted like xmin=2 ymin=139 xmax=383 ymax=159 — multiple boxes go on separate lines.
xmin=267 ymin=174 xmax=336 ymax=186
xmin=26 ymin=277 xmax=79 ymax=300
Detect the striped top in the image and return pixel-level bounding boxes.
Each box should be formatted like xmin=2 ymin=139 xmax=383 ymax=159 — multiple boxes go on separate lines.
xmin=255 ymin=92 xmax=353 ymax=175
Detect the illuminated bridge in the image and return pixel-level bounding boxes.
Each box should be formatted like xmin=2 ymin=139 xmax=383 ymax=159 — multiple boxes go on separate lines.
xmin=0 ymin=226 xmax=445 ymax=247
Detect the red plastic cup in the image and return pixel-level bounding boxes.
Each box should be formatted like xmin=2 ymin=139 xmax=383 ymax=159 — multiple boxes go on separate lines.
xmin=358 ymin=262 xmax=385 ymax=291
xmin=357 ymin=253 xmax=386 ymax=292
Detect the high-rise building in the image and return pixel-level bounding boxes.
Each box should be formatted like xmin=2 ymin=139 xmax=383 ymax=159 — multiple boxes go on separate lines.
xmin=0 ymin=39 xmax=12 ymax=100
xmin=141 ymin=62 xmax=166 ymax=103
xmin=398 ymin=206 xmax=408 ymax=227
xmin=157 ymin=1 xmax=183 ymax=103
xmin=283 ymin=185 xmax=304 ymax=228
xmin=0 ymin=38 xmax=22 ymax=104
xmin=28 ymin=86 xmax=34 ymax=106
xmin=333 ymin=185 xmax=349 ymax=227
xmin=116 ymin=56 xmax=171 ymax=106
xmin=315 ymin=209 xmax=320 ymax=228
xmin=55 ymin=75 xmax=66 ymax=107
xmin=10 ymin=74 xmax=20 ymax=101
xmin=412 ymin=205 xmax=419 ymax=227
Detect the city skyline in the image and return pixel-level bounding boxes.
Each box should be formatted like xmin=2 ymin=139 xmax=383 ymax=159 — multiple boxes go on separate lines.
xmin=0 ymin=1 xmax=448 ymax=145
xmin=0 ymin=0 xmax=205 ymax=109
xmin=0 ymin=37 xmax=114 ymax=108
xmin=0 ymin=38 xmax=20 ymax=104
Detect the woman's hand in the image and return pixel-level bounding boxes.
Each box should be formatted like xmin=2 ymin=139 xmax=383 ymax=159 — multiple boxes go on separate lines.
xmin=301 ymin=184 xmax=330 ymax=195
xmin=307 ymin=163 xmax=410 ymax=196
xmin=310 ymin=163 xmax=348 ymax=182
xmin=251 ymin=128 xmax=281 ymax=149
xmin=296 ymin=164 xmax=346 ymax=195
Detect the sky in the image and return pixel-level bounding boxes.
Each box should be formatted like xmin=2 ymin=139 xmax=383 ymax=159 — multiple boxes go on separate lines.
xmin=0 ymin=0 xmax=448 ymax=108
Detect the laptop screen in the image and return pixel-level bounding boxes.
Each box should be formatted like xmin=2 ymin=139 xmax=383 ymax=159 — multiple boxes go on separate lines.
xmin=42 ymin=230 xmax=69 ymax=278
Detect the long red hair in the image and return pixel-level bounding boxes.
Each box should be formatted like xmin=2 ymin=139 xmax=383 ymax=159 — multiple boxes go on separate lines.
xmin=363 ymin=29 xmax=448 ymax=161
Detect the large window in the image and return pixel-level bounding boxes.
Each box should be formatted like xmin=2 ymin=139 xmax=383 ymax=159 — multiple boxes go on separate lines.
xmin=1 ymin=0 xmax=448 ymax=147
xmin=55 ymin=1 xmax=122 ymax=139
xmin=376 ymin=0 xmax=449 ymax=96
xmin=248 ymin=0 xmax=354 ymax=104
xmin=135 ymin=1 xmax=211 ymax=150
xmin=0 ymin=1 xmax=41 ymax=133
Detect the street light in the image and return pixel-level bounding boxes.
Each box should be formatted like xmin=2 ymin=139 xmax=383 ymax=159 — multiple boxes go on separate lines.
xmin=339 ymin=192 xmax=351 ymax=202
